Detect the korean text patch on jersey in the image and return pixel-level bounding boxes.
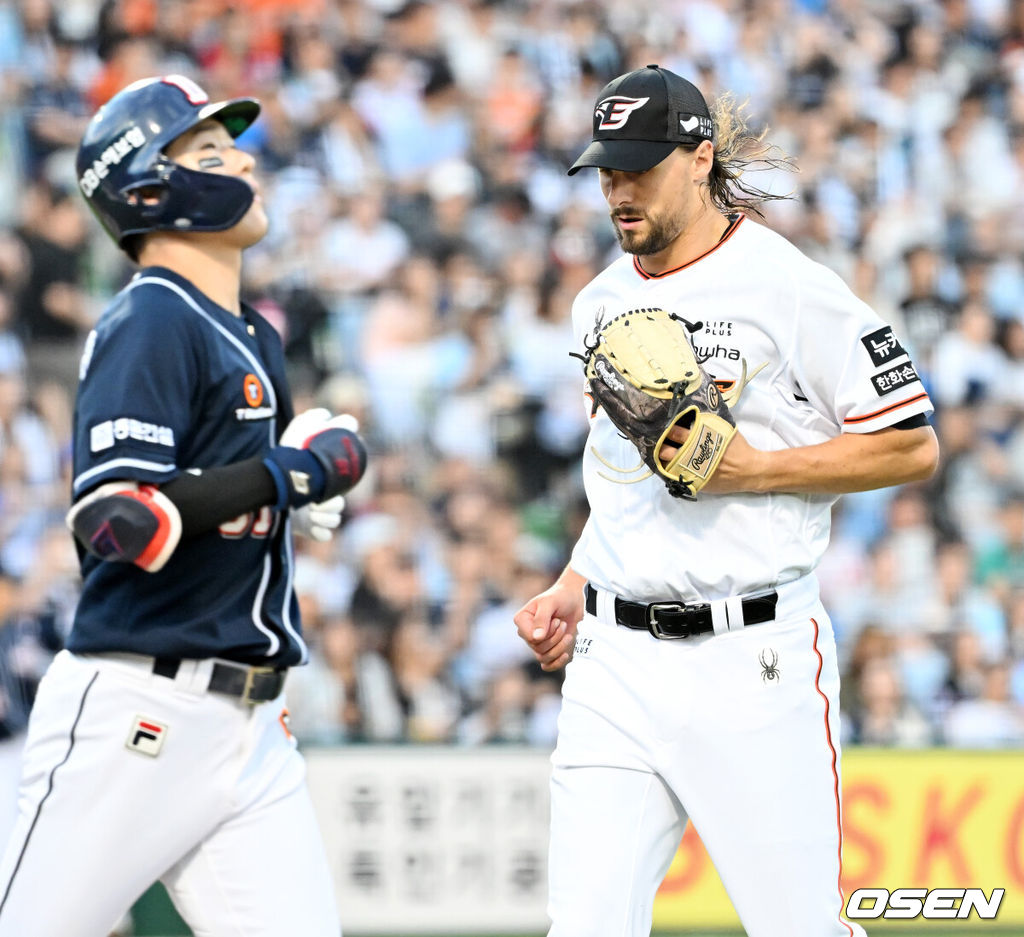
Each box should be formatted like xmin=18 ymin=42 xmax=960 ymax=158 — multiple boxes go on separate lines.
xmin=871 ymin=363 xmax=921 ymax=397
xmin=861 ymin=326 xmax=906 ymax=367
xmin=90 ymin=418 xmax=175 ymax=452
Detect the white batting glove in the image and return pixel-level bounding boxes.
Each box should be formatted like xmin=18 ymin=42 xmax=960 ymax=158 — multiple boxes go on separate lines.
xmin=292 ymin=494 xmax=346 ymax=542
xmin=320 ymin=412 xmax=359 ymax=433
xmin=280 ymin=408 xmax=360 ymax=446
xmin=280 ymin=409 xmax=359 ymax=541
xmin=280 ymin=407 xmax=330 ymax=447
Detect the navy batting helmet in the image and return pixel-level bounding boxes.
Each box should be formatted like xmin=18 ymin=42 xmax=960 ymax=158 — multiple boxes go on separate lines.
xmin=76 ymin=74 xmax=261 ymax=253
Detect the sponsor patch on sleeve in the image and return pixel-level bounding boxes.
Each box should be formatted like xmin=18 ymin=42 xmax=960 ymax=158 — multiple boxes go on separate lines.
xmin=90 ymin=420 xmax=115 ymax=452
xmin=871 ymin=363 xmax=920 ymax=396
xmin=861 ymin=326 xmax=906 ymax=367
xmin=90 ymin=418 xmax=175 ymax=452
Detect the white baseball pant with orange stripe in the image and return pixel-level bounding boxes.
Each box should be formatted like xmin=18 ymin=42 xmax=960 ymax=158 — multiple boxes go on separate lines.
xmin=547 ymin=577 xmax=867 ymax=937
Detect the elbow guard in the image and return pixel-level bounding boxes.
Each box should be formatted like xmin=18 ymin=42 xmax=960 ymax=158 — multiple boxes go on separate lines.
xmin=66 ymin=482 xmax=183 ymax=573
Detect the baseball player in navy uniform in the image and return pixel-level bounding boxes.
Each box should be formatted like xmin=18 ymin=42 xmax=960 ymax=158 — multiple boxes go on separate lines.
xmin=515 ymin=66 xmax=940 ymax=937
xmin=0 ymin=75 xmax=365 ymax=936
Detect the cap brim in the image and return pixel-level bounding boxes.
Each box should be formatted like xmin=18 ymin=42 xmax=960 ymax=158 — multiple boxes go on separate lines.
xmin=567 ymin=139 xmax=678 ymax=176
xmin=198 ymin=98 xmax=261 ymax=138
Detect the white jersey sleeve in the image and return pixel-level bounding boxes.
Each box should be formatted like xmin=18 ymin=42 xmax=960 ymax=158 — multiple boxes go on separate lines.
xmin=790 ymin=261 xmax=931 ymax=434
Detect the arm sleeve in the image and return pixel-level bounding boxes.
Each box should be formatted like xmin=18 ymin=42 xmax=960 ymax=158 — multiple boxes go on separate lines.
xmin=160 ymin=458 xmax=278 ymax=537
xmin=790 ymin=263 xmax=933 ymax=435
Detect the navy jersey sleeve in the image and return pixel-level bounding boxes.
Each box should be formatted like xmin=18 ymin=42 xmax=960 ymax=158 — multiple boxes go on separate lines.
xmin=71 ymin=284 xmax=202 ymax=497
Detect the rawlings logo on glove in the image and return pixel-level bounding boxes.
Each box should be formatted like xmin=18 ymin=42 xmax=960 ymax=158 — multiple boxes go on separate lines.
xmin=579 ymin=307 xmax=760 ymax=500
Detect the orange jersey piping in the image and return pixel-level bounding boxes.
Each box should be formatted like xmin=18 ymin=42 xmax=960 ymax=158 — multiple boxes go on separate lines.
xmin=843 ymin=392 xmax=930 ymax=425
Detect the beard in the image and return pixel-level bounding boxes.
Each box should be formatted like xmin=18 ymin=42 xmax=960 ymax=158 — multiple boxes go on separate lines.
xmin=611 ymin=210 xmax=682 ymax=256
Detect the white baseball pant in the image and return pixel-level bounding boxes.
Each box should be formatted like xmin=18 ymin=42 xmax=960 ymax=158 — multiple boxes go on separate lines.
xmin=547 ymin=581 xmax=867 ymax=937
xmin=0 ymin=650 xmax=340 ymax=937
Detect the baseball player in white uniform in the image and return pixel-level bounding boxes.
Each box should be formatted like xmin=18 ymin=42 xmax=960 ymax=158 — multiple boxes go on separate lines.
xmin=515 ymin=65 xmax=939 ymax=937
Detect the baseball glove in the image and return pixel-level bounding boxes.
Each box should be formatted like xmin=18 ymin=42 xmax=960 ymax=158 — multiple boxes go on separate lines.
xmin=580 ymin=307 xmax=736 ymax=500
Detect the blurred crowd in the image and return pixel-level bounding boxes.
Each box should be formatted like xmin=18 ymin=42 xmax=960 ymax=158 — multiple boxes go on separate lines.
xmin=0 ymin=0 xmax=1024 ymax=776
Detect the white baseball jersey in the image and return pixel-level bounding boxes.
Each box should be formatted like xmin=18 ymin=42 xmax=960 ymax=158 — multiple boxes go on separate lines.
xmin=570 ymin=214 xmax=932 ymax=603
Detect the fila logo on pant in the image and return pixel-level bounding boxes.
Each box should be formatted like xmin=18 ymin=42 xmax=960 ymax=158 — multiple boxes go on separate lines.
xmin=126 ymin=715 xmax=168 ymax=757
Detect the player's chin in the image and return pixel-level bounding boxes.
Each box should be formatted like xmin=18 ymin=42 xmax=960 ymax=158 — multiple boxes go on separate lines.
xmin=239 ymin=204 xmax=270 ymax=245
xmin=244 ymin=202 xmax=268 ymax=234
xmin=616 ymin=228 xmax=661 ymax=257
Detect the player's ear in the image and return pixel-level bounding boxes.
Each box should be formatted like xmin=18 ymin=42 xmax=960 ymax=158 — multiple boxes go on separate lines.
xmin=689 ymin=140 xmax=715 ymax=181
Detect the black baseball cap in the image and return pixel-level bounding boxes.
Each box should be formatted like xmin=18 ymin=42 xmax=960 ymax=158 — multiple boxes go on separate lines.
xmin=568 ymin=64 xmax=713 ymax=176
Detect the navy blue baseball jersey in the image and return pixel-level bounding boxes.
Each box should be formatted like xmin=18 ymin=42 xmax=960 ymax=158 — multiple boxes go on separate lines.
xmin=67 ymin=266 xmax=305 ymax=666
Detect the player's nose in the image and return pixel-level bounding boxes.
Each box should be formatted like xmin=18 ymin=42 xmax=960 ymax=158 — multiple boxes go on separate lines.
xmin=233 ymin=146 xmax=257 ymax=176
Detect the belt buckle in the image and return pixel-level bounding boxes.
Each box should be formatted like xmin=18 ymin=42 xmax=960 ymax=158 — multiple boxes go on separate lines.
xmin=242 ymin=665 xmax=278 ymax=704
xmin=647 ymin=602 xmax=691 ymax=640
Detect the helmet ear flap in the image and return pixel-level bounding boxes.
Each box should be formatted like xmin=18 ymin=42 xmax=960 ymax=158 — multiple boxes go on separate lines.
xmin=158 ymin=163 xmax=255 ymax=234
xmin=115 ymin=165 xmax=254 ymax=252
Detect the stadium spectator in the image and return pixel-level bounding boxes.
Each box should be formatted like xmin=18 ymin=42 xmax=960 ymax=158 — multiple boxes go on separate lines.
xmin=849 ymin=657 xmax=935 ymax=747
xmin=15 ymin=182 xmax=93 ymax=389
xmin=944 ymin=660 xmax=1024 ymax=746
xmin=0 ymin=568 xmax=62 ymax=846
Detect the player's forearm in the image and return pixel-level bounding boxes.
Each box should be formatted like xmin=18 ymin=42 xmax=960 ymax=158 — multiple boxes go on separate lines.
xmin=555 ymin=564 xmax=588 ymax=594
xmin=745 ymin=425 xmax=939 ymax=495
xmin=160 ymin=457 xmax=278 ymax=536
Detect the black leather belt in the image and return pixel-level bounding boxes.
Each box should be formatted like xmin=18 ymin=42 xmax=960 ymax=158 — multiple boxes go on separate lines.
xmin=584 ymin=583 xmax=778 ymax=640
xmin=152 ymin=657 xmax=287 ymax=704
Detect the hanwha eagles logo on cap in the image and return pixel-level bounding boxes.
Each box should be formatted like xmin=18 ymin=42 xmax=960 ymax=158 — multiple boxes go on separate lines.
xmin=595 ymin=96 xmax=650 ymax=130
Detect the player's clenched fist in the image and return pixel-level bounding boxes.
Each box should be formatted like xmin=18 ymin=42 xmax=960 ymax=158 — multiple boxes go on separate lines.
xmin=263 ymin=408 xmax=368 ymax=510
xmin=514 ymin=569 xmax=586 ymax=671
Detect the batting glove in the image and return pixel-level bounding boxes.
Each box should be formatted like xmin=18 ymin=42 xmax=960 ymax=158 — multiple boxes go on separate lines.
xmin=277 ymin=410 xmax=348 ymax=538
xmin=264 ymin=409 xmax=367 ymax=511
xmin=279 ymin=408 xmax=333 ymax=448
xmin=292 ymin=494 xmax=346 ymax=542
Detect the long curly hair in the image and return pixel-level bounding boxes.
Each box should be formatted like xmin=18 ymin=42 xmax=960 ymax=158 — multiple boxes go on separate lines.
xmin=689 ymin=93 xmax=798 ymax=217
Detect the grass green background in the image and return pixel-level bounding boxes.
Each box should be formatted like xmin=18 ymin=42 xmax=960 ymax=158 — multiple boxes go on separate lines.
xmin=131 ymin=883 xmax=1016 ymax=937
